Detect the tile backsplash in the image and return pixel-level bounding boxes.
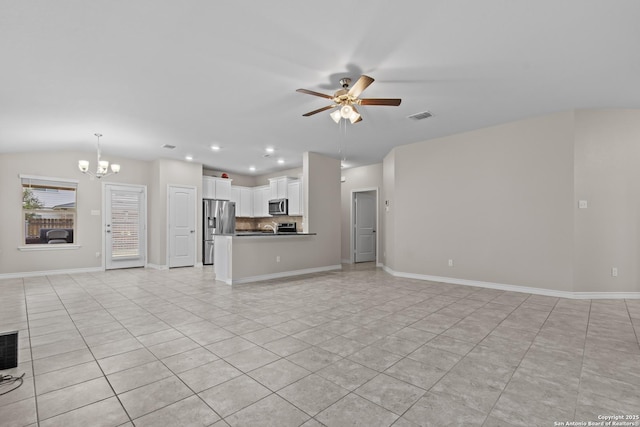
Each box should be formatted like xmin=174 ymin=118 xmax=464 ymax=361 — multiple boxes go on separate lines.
xmin=236 ymin=216 xmax=304 ymax=232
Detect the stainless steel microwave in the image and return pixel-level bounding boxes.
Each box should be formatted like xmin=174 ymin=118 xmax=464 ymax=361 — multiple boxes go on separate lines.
xmin=268 ymin=198 xmax=288 ymax=216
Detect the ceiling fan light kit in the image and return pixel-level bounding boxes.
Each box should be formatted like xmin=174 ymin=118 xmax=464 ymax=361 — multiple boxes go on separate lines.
xmin=297 ymin=75 xmax=401 ymax=124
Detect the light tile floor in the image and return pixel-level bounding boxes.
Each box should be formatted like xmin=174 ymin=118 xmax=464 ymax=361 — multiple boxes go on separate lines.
xmin=1 ymin=263 xmax=639 ymax=427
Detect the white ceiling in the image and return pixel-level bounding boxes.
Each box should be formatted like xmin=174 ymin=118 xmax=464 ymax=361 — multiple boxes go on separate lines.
xmin=1 ymin=1 xmax=639 ymax=175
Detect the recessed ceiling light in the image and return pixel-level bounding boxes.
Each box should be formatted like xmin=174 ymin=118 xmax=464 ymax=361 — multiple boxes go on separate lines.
xmin=265 ymin=147 xmax=275 ymax=153
xmin=211 ymin=145 xmax=220 ymax=151
xmin=185 ymin=155 xmax=193 ymax=161
xmin=249 ymin=166 xmax=256 ymax=172
xmin=277 ymin=159 xmax=285 ymax=164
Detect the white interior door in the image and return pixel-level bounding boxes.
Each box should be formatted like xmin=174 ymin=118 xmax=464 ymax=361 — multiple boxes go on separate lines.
xmin=169 ymin=186 xmax=196 ymax=268
xmin=105 ymin=184 xmax=147 ymax=270
xmin=354 ymin=191 xmax=376 ymax=263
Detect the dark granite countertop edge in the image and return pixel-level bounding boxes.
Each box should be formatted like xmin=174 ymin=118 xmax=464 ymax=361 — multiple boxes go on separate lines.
xmin=229 ymin=232 xmax=316 ymax=237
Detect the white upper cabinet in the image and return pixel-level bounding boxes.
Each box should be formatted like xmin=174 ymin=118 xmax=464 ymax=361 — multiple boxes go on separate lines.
xmin=230 ymin=186 xmax=240 ymax=205
xmin=215 ymin=179 xmax=231 ymax=200
xmin=231 ymin=185 xmax=253 ymax=217
xmin=202 ymin=176 xmax=232 ymax=200
xmin=269 ymin=177 xmax=291 ymax=200
xmin=287 ymin=180 xmax=303 ymax=216
xmin=252 ymin=185 xmax=270 ymax=217
xmin=203 ymin=177 xmax=216 ymax=199
xmin=240 ymin=187 xmax=253 ymax=217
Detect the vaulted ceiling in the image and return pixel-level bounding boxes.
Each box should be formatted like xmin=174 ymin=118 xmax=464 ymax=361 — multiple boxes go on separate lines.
xmin=1 ymin=1 xmax=639 ymax=174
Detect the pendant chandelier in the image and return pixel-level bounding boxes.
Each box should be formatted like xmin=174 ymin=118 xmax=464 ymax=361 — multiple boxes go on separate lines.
xmin=78 ymin=133 xmax=120 ymax=179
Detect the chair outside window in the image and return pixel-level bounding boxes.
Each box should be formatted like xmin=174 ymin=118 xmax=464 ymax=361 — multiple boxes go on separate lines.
xmin=46 ymin=229 xmax=69 ymax=244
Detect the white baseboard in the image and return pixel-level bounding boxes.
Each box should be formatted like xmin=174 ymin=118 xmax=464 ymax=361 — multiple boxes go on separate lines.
xmin=228 ymin=264 xmax=342 ymax=285
xmin=381 ymin=265 xmax=640 ymax=300
xmin=146 ymin=263 xmax=168 ymax=270
xmin=0 ymin=266 xmax=104 ymax=280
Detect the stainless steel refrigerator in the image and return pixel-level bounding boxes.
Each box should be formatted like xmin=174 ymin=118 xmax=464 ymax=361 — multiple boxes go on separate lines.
xmin=203 ymin=199 xmax=236 ymax=265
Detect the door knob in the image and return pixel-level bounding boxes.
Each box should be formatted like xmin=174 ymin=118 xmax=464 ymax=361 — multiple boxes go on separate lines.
xmin=190 ymin=230 xmax=195 ymax=233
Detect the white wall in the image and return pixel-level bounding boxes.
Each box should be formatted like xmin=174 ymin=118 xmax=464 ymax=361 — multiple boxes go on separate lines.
xmin=574 ymin=110 xmax=640 ymax=293
xmin=148 ymin=159 xmax=203 ymax=267
xmin=0 ymin=152 xmax=202 ymax=275
xmin=304 ymin=152 xmax=341 ymax=267
xmin=386 ymin=112 xmax=576 ymax=292
xmin=384 ymin=108 xmax=640 ymax=295
xmin=0 ymin=150 xmax=151 ymax=275
xmin=383 ymin=149 xmax=396 ymax=270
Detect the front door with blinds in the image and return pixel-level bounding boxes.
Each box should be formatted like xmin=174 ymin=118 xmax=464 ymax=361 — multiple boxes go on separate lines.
xmin=105 ymin=184 xmax=147 ymax=270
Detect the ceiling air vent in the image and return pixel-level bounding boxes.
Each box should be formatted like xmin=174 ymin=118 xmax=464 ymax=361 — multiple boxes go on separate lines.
xmin=162 ymin=144 xmax=176 ymax=149
xmin=408 ymin=111 xmax=433 ymax=120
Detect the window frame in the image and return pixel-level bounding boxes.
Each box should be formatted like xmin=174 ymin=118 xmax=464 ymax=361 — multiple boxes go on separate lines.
xmin=19 ymin=174 xmax=80 ymax=250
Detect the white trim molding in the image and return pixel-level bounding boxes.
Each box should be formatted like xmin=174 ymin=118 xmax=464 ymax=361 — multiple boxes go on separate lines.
xmin=146 ymin=263 xmax=169 ymax=270
xmin=221 ymin=264 xmax=342 ymax=286
xmin=381 ymin=265 xmax=640 ymax=300
xmin=0 ymin=266 xmax=103 ymax=280
xmin=18 ymin=245 xmax=81 ymax=251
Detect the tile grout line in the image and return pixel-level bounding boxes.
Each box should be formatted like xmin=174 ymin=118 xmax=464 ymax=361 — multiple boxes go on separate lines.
xmin=572 ymin=299 xmax=592 ymax=422
xmin=34 ymin=273 xmax=136 ymax=426
xmin=480 ymin=295 xmax=562 ymax=426
xmin=67 ymin=273 xmax=230 ymax=425
xmin=22 ymin=277 xmax=41 ymax=427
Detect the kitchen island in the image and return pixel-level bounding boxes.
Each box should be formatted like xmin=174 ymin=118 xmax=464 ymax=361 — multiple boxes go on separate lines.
xmin=213 ymin=232 xmax=340 ymax=285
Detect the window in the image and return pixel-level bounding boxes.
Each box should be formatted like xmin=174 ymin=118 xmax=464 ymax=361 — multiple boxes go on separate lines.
xmin=21 ymin=175 xmax=78 ymax=245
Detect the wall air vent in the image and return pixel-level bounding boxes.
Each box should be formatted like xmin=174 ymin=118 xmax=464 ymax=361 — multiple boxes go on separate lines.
xmin=162 ymin=144 xmax=176 ymax=149
xmin=0 ymin=331 xmax=18 ymax=370
xmin=408 ymin=111 xmax=433 ymax=120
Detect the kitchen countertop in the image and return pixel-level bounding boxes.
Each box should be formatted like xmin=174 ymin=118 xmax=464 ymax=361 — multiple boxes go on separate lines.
xmin=232 ymin=231 xmax=316 ymax=236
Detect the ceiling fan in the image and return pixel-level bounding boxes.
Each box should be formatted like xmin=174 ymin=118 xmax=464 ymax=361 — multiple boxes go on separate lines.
xmin=296 ymin=75 xmax=401 ymax=124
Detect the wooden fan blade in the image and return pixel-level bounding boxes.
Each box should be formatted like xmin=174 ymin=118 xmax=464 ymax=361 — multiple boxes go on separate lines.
xmin=296 ymin=88 xmax=334 ymax=99
xmin=348 ymin=75 xmax=374 ymax=98
xmin=302 ymin=105 xmax=336 ymax=117
xmin=359 ymin=98 xmax=402 ymax=106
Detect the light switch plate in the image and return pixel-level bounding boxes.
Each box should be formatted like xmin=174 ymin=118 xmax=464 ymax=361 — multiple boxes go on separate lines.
xmin=578 ymin=200 xmax=588 ymax=209
xmin=91 ymin=210 xmax=100 ymax=216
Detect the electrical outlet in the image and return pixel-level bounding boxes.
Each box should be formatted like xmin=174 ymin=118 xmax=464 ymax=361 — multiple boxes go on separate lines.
xmin=578 ymin=200 xmax=588 ymax=209
xmin=611 ymin=267 xmax=618 ymax=277
xmin=95 ymin=252 xmax=101 ymax=258
xmin=276 ymin=256 xmax=280 ymax=263
xmin=448 ymin=259 xmax=454 ymax=267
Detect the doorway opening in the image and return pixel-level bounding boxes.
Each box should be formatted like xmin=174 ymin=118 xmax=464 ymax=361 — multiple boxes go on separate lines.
xmin=351 ymin=188 xmax=378 ymax=264
xmin=104 ymin=184 xmax=147 ymax=270
xmin=168 ymin=185 xmax=197 ymax=268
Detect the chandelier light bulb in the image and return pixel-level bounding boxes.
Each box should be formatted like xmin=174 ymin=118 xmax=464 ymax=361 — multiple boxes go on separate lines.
xmin=340 ymin=105 xmax=353 ymax=119
xmin=78 ymin=133 xmax=121 ymax=179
